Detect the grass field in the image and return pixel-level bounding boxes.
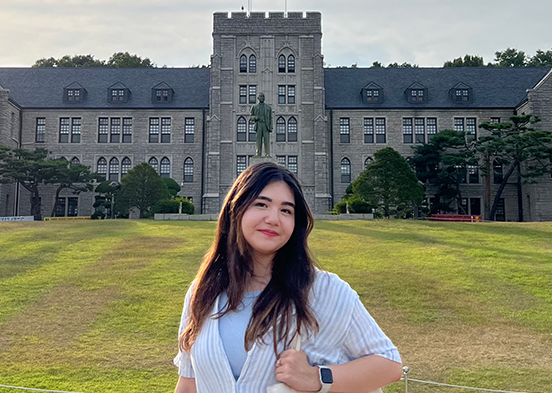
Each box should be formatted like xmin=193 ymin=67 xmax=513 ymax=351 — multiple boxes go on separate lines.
xmin=0 ymin=219 xmax=551 ymax=393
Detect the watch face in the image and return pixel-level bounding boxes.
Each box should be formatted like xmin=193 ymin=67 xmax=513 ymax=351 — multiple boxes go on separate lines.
xmin=320 ymin=367 xmax=333 ymax=384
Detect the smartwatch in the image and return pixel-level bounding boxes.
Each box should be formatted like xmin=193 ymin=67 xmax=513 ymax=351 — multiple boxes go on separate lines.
xmin=317 ymin=366 xmax=333 ymax=393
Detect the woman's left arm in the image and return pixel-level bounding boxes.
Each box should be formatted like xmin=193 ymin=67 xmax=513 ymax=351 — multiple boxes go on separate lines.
xmin=276 ymin=350 xmax=402 ymax=392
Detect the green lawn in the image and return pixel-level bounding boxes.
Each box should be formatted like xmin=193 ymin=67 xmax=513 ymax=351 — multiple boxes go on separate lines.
xmin=1 ymin=220 xmax=551 ymax=393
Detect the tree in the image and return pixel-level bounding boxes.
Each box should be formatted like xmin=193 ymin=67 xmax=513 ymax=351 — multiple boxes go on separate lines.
xmin=163 ymin=178 xmax=181 ymax=198
xmin=410 ymin=130 xmax=476 ymax=214
xmin=32 ymin=54 xmax=104 ymax=68
xmin=32 ymin=52 xmax=154 ymax=68
xmin=527 ymin=49 xmax=552 ymax=67
xmin=116 ymin=163 xmax=169 ymax=218
xmin=387 ymin=62 xmax=418 ymax=68
xmin=352 ymin=147 xmax=424 ymax=218
xmin=494 ymin=48 xmax=526 ymax=67
xmin=0 ymin=147 xmax=60 ymax=220
xmin=444 ymin=55 xmax=485 ymax=67
xmin=371 ymin=61 xmax=384 ymax=68
xmin=106 ymin=52 xmax=154 ymax=68
xmin=477 ymin=116 xmax=552 ymax=221
xmin=46 ymin=159 xmax=98 ymax=217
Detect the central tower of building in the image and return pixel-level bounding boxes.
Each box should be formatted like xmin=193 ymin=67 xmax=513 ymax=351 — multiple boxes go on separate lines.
xmin=204 ymin=11 xmax=330 ymax=213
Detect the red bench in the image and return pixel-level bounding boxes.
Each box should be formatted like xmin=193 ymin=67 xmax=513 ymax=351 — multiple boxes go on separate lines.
xmin=427 ymin=214 xmax=481 ymax=222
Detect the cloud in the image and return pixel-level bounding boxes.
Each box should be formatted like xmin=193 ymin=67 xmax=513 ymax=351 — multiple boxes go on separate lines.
xmin=1 ymin=0 xmax=552 ymax=67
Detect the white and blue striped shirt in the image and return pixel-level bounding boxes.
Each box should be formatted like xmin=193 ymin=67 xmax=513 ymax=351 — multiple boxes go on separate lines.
xmin=174 ymin=270 xmax=401 ymax=393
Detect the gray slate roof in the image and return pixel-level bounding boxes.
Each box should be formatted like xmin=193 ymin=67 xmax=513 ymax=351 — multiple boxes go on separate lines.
xmin=0 ymin=67 xmax=210 ymax=109
xmin=324 ymin=67 xmax=551 ymax=109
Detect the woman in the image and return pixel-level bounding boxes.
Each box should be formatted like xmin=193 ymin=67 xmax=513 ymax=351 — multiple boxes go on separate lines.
xmin=174 ymin=162 xmax=402 ymax=393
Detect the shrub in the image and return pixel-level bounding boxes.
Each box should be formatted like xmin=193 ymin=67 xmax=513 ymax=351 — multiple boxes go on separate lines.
xmin=348 ymin=197 xmax=372 ymax=213
xmin=152 ymin=198 xmax=195 ymax=215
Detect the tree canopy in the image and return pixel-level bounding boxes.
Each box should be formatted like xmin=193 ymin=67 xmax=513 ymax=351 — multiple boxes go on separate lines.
xmin=477 ymin=115 xmax=552 ymax=220
xmin=45 ymin=159 xmax=98 ymax=217
xmin=444 ymin=55 xmax=485 ymax=67
xmin=352 ymin=147 xmax=424 ymax=218
xmin=443 ymin=47 xmax=552 ymax=67
xmin=411 ymin=130 xmax=477 ymax=215
xmin=115 ymin=163 xmax=169 ymax=218
xmin=0 ymin=147 xmax=96 ymax=220
xmin=32 ymin=52 xmax=155 ymax=68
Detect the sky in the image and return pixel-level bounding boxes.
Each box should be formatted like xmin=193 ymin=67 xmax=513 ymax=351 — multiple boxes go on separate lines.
xmin=1 ymin=0 xmax=552 ymax=68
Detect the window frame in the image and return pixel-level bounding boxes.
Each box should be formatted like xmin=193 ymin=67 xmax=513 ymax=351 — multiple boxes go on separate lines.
xmin=341 ymin=158 xmax=351 ymax=183
xmin=184 ymin=157 xmax=194 ymax=182
xmin=403 ymin=118 xmax=413 ymax=144
xmin=185 ymin=118 xmax=195 ymax=143
xmin=59 ymin=117 xmax=70 ymax=143
xmin=122 ymin=118 xmax=132 ymax=143
xmin=364 ymin=118 xmax=374 ymax=143
xmin=287 ymin=117 xmax=297 ymax=142
xmin=340 ymin=118 xmax=350 ymax=143
xmin=276 ymin=117 xmax=286 ymax=142
xmin=160 ymin=157 xmax=171 ymax=178
xmin=288 ymin=55 xmax=296 ymax=73
xmin=35 ymin=117 xmax=46 ymax=143
xmin=98 ymin=117 xmax=109 ymax=143
xmin=375 ymin=118 xmax=386 ymax=143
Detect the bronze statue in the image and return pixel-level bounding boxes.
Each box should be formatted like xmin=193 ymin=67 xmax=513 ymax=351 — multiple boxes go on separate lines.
xmin=250 ymin=92 xmax=273 ymax=156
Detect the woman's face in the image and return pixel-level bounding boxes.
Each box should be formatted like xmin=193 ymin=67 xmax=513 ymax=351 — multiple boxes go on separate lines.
xmin=240 ymin=181 xmax=296 ymax=262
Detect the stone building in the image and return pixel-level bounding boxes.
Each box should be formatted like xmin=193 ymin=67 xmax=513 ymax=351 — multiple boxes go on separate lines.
xmin=0 ymin=11 xmax=551 ymax=221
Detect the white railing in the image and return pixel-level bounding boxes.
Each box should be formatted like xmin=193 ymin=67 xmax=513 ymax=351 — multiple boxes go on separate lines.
xmin=0 ymin=367 xmax=541 ymax=393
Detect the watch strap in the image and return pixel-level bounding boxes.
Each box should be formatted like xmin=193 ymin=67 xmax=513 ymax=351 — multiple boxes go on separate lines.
xmin=317 ymin=366 xmax=333 ymax=393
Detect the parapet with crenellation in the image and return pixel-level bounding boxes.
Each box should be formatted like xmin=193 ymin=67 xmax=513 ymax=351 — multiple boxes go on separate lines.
xmin=213 ymin=12 xmax=322 ymax=35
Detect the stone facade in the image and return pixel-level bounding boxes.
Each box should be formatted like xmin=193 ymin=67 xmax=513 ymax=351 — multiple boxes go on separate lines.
xmin=0 ymin=13 xmax=551 ymax=221
xmin=208 ymin=12 xmax=328 ymax=213
xmin=0 ymin=85 xmax=20 ymax=217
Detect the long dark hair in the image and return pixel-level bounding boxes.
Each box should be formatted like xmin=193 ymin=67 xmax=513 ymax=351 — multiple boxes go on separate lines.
xmin=180 ymin=162 xmax=318 ymax=354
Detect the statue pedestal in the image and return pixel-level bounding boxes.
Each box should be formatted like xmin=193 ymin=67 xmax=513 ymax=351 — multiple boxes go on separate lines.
xmin=250 ymin=155 xmax=277 ymax=165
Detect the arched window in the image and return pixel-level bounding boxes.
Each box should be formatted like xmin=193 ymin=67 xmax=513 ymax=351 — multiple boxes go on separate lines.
xmin=109 ymin=157 xmax=119 ymax=181
xmin=287 ymin=117 xmax=297 ymax=142
xmin=364 ymin=157 xmax=373 ymax=167
xmin=278 ymin=55 xmax=286 ymax=73
xmin=184 ymin=158 xmax=194 ymax=182
xmin=70 ymin=157 xmax=80 ymax=165
xmin=148 ymin=157 xmax=158 ymax=172
xmin=248 ymin=119 xmax=256 ymax=142
xmin=249 ymin=55 xmax=256 ymax=73
xmin=97 ymin=157 xmax=107 ymax=182
xmin=237 ymin=117 xmax=247 ymax=142
xmin=160 ymin=157 xmax=170 ymax=178
xmin=276 ymin=117 xmax=286 ymax=142
xmin=240 ymin=55 xmax=247 ymax=73
xmin=341 ymin=158 xmax=351 ymax=183
xmin=288 ymin=55 xmax=295 ymax=73
xmin=121 ymin=157 xmax=131 ymax=178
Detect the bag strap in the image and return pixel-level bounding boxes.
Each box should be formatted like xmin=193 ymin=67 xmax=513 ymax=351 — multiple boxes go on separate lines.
xmin=290 ymin=332 xmax=301 ymax=351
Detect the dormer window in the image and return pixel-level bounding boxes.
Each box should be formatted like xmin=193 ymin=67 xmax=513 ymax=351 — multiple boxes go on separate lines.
xmin=66 ymin=89 xmax=82 ymax=102
xmin=406 ymin=83 xmax=428 ymax=104
xmin=366 ymin=89 xmax=380 ymax=102
xmin=151 ymin=82 xmax=174 ymax=104
xmin=63 ymin=83 xmax=86 ymax=104
xmin=450 ymin=83 xmax=473 ymax=104
xmin=410 ymin=89 xmax=425 ymax=102
xmin=455 ymin=89 xmax=469 ymax=101
xmin=361 ymin=82 xmax=383 ymax=104
xmin=157 ymin=90 xmax=169 ymax=101
xmin=111 ymin=89 xmax=126 ymax=102
xmin=108 ymin=82 xmax=130 ymax=104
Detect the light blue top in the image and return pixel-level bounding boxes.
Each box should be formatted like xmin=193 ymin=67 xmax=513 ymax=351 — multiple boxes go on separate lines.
xmin=218 ymin=290 xmax=261 ymax=380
